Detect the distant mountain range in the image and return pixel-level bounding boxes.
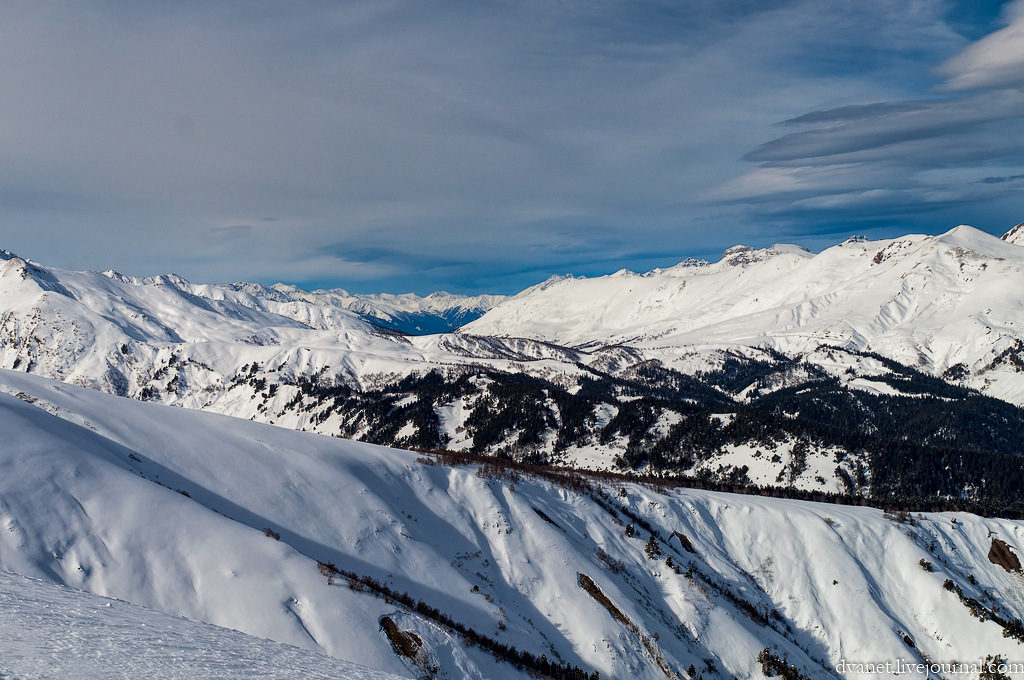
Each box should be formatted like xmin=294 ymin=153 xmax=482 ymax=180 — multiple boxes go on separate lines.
xmin=465 ymin=225 xmax=1024 ymax=404
xmin=220 ymin=281 xmax=504 ymax=334
xmin=2 ymin=223 xmax=1024 ymax=509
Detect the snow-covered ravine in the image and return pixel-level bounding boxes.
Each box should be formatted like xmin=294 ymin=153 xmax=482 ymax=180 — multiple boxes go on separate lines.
xmin=1 ymin=369 xmax=1023 ymax=679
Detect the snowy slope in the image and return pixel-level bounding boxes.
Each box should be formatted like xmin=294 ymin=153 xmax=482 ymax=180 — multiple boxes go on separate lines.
xmin=464 ymin=226 xmax=1024 ymax=404
xmin=2 ymin=369 xmax=1024 ymax=679
xmin=465 ymin=244 xmax=813 ymax=348
xmin=1003 ymin=222 xmax=1024 ymax=246
xmin=0 ymin=569 xmax=403 ymax=680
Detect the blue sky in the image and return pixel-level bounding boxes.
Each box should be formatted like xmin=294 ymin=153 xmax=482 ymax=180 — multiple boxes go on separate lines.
xmin=1 ymin=0 xmax=1023 ymax=294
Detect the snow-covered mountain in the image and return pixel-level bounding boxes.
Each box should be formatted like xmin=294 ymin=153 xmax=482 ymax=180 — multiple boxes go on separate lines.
xmin=224 ymin=281 xmax=504 ymax=334
xmin=3 ymin=368 xmax=1024 ymax=679
xmin=1003 ymin=222 xmax=1024 ymax=246
xmin=0 ymin=247 xmax=575 ymax=397
xmin=2 ymin=226 xmax=1024 ymax=504
xmin=464 ymin=224 xmax=1024 ymax=404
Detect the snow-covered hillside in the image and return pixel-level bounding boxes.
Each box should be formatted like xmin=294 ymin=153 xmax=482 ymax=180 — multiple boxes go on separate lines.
xmin=2 ymin=368 xmax=1024 ymax=679
xmin=0 ymin=569 xmax=402 ymax=680
xmin=465 ymin=225 xmax=1024 ymax=405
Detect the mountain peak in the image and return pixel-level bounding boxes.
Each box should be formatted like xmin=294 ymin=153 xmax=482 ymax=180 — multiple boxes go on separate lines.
xmin=0 ymin=254 xmax=27 ymax=279
xmin=932 ymin=223 xmax=1022 ymax=259
xmin=940 ymin=223 xmax=985 ymax=238
xmin=1002 ymin=222 xmax=1024 ymax=245
xmin=720 ymin=243 xmax=810 ymax=267
xmin=721 ymin=245 xmax=761 ymax=266
xmin=146 ymin=273 xmax=191 ymax=287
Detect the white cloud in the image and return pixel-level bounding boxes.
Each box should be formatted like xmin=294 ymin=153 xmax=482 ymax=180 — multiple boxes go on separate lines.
xmin=705 ymin=167 xmax=804 ymax=201
xmin=938 ymin=0 xmax=1024 ymax=91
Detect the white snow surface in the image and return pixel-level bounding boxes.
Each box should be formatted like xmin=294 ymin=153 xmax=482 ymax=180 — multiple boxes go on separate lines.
xmin=0 ymin=569 xmax=403 ymax=680
xmin=2 ymin=369 xmax=1024 ymax=678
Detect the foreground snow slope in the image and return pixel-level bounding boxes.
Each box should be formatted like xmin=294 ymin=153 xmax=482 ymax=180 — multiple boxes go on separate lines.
xmin=0 ymin=569 xmax=403 ymax=680
xmin=2 ymin=369 xmax=1023 ymax=679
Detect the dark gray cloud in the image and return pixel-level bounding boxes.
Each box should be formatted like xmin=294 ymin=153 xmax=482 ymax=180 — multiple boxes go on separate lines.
xmin=743 ymin=92 xmax=1024 ymax=164
xmin=980 ymin=174 xmax=1024 ymax=184
xmin=780 ymin=102 xmax=927 ymax=127
xmin=0 ymin=0 xmax=1016 ymax=293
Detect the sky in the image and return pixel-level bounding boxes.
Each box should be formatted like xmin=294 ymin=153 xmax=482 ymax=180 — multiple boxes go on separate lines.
xmin=1 ymin=0 xmax=1023 ymax=294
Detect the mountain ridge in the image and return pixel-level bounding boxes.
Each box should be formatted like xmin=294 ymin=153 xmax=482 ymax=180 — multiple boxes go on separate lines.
xmin=464 ymin=224 xmax=1024 ymax=403
xmin=1003 ymin=221 xmax=1024 ymax=246
xmin=2 ymin=226 xmax=1024 ymax=503
xmin=2 ymin=367 xmax=1023 ymax=679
